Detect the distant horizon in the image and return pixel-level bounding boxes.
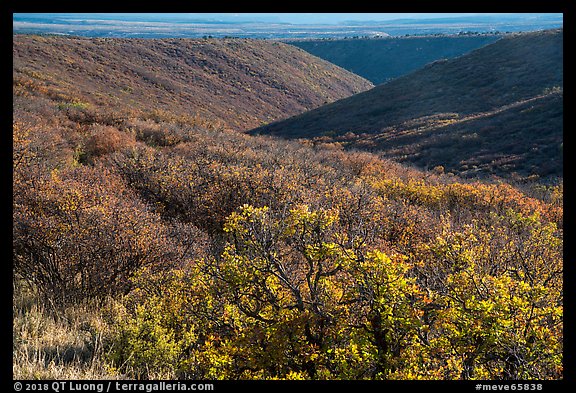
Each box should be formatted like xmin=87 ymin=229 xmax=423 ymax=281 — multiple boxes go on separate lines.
xmin=13 ymin=13 xmax=563 ymax=25
xmin=13 ymin=13 xmax=563 ymax=40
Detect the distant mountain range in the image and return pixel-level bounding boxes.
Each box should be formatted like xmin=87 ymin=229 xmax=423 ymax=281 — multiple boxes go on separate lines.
xmin=253 ymin=29 xmax=563 ymax=181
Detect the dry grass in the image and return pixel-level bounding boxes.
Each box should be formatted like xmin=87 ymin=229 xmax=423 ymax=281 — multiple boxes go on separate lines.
xmin=13 ymin=282 xmax=119 ymax=379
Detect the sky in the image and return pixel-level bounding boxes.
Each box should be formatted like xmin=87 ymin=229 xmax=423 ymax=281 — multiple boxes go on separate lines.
xmin=182 ymin=13 xmax=490 ymax=24
xmin=14 ymin=13 xmax=548 ymax=25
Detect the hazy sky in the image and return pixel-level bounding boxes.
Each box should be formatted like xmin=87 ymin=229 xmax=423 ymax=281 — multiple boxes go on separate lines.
xmin=14 ymin=13 xmax=547 ymax=25
xmin=185 ymin=13 xmax=490 ymax=24
xmin=184 ymin=13 xmax=542 ymax=25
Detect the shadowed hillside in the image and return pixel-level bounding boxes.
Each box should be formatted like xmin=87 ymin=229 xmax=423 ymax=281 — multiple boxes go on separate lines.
xmin=13 ymin=35 xmax=373 ymax=131
xmin=288 ymin=35 xmax=501 ymax=85
xmin=254 ymin=29 xmax=563 ymax=181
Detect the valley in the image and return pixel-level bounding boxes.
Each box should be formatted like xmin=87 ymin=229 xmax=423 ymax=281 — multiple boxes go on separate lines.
xmin=254 ymin=29 xmax=563 ymax=182
xmin=288 ymin=34 xmax=501 ymax=84
xmin=12 ymin=20 xmax=563 ymax=382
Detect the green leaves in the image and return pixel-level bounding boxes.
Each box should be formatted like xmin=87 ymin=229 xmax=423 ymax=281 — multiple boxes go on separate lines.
xmin=102 ymin=198 xmax=563 ymax=379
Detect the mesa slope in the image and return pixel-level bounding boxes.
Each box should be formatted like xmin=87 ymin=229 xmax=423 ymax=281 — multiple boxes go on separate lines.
xmin=288 ymin=34 xmax=500 ymax=85
xmin=13 ymin=35 xmax=373 ymax=131
xmin=255 ymin=29 xmax=563 ymax=181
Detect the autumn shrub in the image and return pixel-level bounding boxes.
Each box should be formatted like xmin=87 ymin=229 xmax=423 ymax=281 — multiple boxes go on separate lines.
xmin=130 ymin=119 xmax=189 ymax=147
xmin=108 ymin=265 xmax=224 ymax=379
xmin=109 ymin=295 xmax=190 ymax=379
xmin=12 ymin=165 xmax=187 ymax=302
xmin=13 ymin=119 xmax=80 ymax=173
xmin=57 ymin=100 xmax=89 ymax=111
xmin=15 ymin=118 xmax=562 ymax=378
xmin=107 ymin=204 xmax=427 ymax=379
xmin=411 ymin=209 xmax=562 ymax=379
xmin=83 ymin=124 xmax=136 ymax=163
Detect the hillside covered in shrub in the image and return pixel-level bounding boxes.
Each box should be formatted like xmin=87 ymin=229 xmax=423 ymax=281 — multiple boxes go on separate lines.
xmin=13 ymin=35 xmax=373 ymax=131
xmin=288 ymin=34 xmax=500 ymax=85
xmin=256 ymin=29 xmax=563 ymax=182
xmin=13 ymin=33 xmax=562 ymax=380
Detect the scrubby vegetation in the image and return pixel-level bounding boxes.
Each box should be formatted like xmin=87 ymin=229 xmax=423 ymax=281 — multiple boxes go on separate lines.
xmin=13 ymin=70 xmax=562 ymax=379
xmin=288 ymin=35 xmax=500 ymax=85
xmin=257 ymin=29 xmax=563 ymax=182
xmin=13 ymin=35 xmax=373 ymax=132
